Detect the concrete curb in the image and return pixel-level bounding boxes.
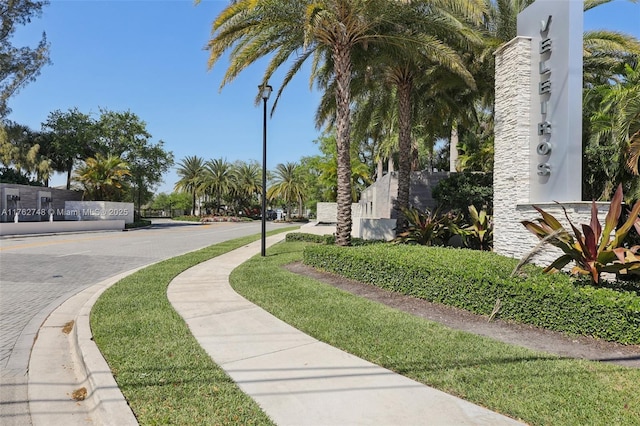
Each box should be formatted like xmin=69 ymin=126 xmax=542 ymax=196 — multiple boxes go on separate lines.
xmin=28 ymin=271 xmax=140 ymax=425
xmin=74 ymin=271 xmax=140 ymax=426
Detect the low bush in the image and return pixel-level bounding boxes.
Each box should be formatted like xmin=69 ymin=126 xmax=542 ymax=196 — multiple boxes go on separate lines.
xmin=200 ymin=215 xmax=252 ymax=223
xmin=303 ymin=244 xmax=640 ymax=344
xmin=286 ymin=232 xmax=385 ymax=246
xmin=172 ymin=215 xmax=201 ymax=222
xmin=286 ymin=232 xmax=335 ymax=244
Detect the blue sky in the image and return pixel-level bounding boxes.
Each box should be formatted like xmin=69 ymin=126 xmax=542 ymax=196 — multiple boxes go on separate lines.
xmin=6 ymin=0 xmax=640 ymax=194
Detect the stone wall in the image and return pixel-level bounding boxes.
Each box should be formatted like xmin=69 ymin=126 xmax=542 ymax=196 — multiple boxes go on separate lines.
xmin=358 ymin=171 xmax=448 ymax=219
xmin=0 ymin=183 xmax=83 ymax=222
xmin=64 ymin=201 xmax=134 ymax=224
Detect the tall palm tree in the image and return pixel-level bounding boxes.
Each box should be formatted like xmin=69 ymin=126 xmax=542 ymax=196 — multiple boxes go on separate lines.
xmin=204 ymin=0 xmax=415 ymax=246
xmin=314 ymin=0 xmax=484 ymax=231
xmin=174 ymin=155 xmax=205 ymax=216
xmin=74 ymin=154 xmax=130 ymax=201
xmin=267 ymin=162 xmax=307 ymax=218
xmin=200 ymin=158 xmax=233 ymax=214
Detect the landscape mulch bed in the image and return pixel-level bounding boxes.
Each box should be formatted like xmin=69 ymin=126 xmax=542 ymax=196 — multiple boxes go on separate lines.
xmin=285 ymin=262 xmax=640 ymax=369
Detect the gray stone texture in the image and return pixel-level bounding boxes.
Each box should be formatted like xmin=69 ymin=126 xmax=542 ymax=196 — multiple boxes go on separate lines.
xmin=493 ymin=38 xmax=609 ymax=266
xmin=0 ymin=184 xmax=83 ymax=223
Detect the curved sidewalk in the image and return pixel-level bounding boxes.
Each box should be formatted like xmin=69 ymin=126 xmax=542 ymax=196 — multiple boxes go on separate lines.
xmin=167 ymin=233 xmax=525 ymax=426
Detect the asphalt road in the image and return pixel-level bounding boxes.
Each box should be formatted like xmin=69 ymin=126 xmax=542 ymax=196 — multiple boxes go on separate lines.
xmin=0 ymin=219 xmax=290 ymax=425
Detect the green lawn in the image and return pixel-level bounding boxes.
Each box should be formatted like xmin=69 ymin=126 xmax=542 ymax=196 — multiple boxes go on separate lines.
xmin=91 ymin=235 xmax=640 ymax=425
xmin=231 ymin=241 xmax=640 ymax=426
xmin=91 ymin=230 xmax=297 ymax=425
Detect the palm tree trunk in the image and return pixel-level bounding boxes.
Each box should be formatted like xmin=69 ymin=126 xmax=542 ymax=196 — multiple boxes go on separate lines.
xmin=298 ymin=196 xmax=304 ymax=219
xmin=333 ymin=42 xmax=353 ymax=246
xmin=450 ymin=121 xmax=459 ymax=172
xmin=396 ymin=78 xmax=412 ymax=233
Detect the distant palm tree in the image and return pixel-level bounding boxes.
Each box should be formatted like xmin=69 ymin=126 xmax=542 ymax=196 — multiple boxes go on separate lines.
xmin=174 ymin=155 xmax=205 ymax=215
xmin=74 ymin=154 xmax=130 ymax=201
xmin=2 ymin=123 xmax=53 ymax=184
xmin=200 ymin=158 xmax=233 ymax=214
xmin=231 ymin=161 xmax=262 ymax=213
xmin=267 ymin=162 xmax=306 ymax=218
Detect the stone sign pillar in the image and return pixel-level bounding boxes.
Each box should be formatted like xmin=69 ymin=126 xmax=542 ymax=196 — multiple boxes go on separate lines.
xmin=493 ymin=1 xmax=604 ymax=264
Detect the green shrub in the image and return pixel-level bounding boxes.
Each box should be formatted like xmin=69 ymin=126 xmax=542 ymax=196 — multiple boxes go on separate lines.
xmin=302 ymin=244 xmax=640 ymax=344
xmin=433 ymin=171 xmax=493 ymax=216
xmin=172 ymin=215 xmax=201 ymax=222
xmin=286 ymin=232 xmax=335 ymax=244
xmin=285 ymin=232 xmax=384 ymax=246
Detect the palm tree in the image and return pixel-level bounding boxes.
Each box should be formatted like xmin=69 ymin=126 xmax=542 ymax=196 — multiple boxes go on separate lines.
xmin=74 ymin=154 xmax=130 ymax=201
xmin=174 ymin=155 xmax=205 ymax=216
xmin=314 ymin=0 xmax=484 ymax=231
xmin=2 ymin=122 xmax=53 ymax=184
xmin=267 ymin=162 xmax=307 ymax=218
xmin=200 ymin=158 xmax=233 ymax=214
xmin=204 ymin=0 xmax=417 ymax=246
xmin=231 ymin=161 xmax=262 ymax=214
xmin=586 ymin=62 xmax=640 ymax=201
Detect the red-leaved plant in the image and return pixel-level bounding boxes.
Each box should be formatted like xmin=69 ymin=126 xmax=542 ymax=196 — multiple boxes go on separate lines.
xmin=521 ymin=185 xmax=640 ymax=284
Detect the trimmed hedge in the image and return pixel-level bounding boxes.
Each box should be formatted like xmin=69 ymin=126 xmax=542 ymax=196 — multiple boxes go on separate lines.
xmin=302 ymin=244 xmax=640 ymax=344
xmin=286 ymin=232 xmax=335 ymax=244
xmin=285 ymin=232 xmax=384 ymax=246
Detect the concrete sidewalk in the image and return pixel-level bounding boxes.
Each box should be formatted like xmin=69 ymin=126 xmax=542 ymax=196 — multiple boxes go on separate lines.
xmin=167 ymin=229 xmax=525 ymax=425
xmin=24 ymin=224 xmax=524 ymax=425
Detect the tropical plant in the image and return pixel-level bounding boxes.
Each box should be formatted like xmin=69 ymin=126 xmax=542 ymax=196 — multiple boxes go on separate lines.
xmin=313 ymin=0 xmax=485 ymax=233
xmin=267 ymin=162 xmax=306 ymax=218
xmin=393 ymin=207 xmax=461 ymax=246
xmin=462 ymin=205 xmax=493 ymax=251
xmin=174 ymin=155 xmax=205 ymax=216
xmin=200 ymin=158 xmax=233 ymax=214
xmin=1 ymin=122 xmax=53 ymax=185
xmin=584 ymin=60 xmax=640 ymax=201
xmin=521 ymin=185 xmax=640 ymax=284
xmin=313 ymin=132 xmax=372 ymax=202
xmin=74 ymin=154 xmax=131 ymax=201
xmin=230 ymin=161 xmax=262 ymax=214
xmin=204 ymin=0 xmax=429 ymax=246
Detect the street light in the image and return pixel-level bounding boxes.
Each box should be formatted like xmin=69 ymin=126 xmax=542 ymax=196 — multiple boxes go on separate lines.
xmin=259 ymin=83 xmax=272 ymax=257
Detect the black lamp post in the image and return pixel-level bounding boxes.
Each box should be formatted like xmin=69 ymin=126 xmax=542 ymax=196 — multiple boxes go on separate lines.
xmin=259 ymin=84 xmax=272 ymax=257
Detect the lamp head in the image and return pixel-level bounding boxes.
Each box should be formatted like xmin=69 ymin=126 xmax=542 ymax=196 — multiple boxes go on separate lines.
xmin=259 ymin=84 xmax=273 ymax=101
